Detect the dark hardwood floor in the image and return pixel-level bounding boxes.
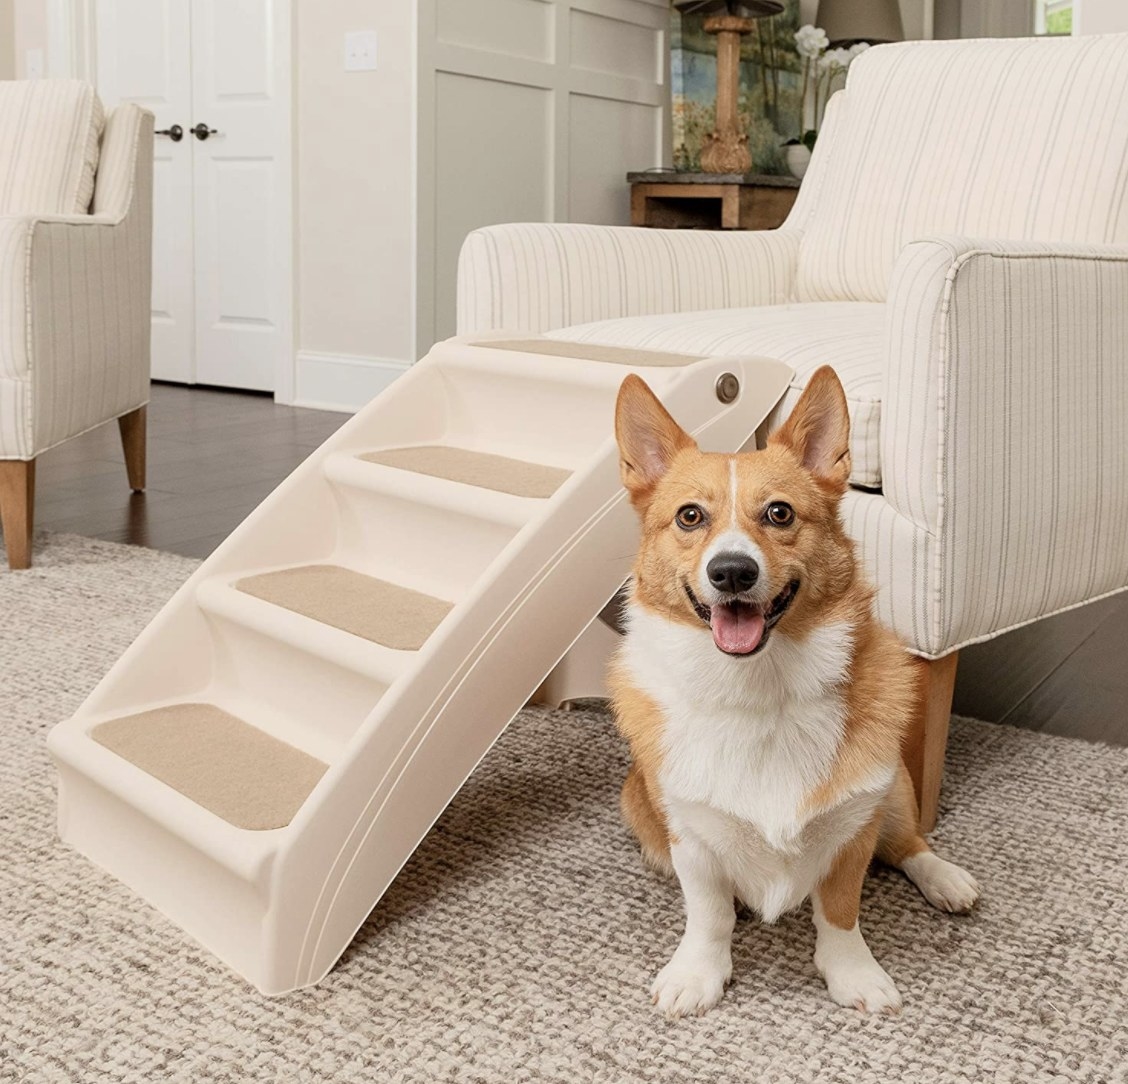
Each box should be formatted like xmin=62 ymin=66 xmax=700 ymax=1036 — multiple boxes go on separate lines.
xmin=26 ymin=382 xmax=1128 ymax=746
xmin=35 ymin=383 xmax=345 ymax=559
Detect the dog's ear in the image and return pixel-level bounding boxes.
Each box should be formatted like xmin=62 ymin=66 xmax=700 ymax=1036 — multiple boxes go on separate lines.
xmin=769 ymin=366 xmax=851 ymax=492
xmin=615 ymin=375 xmax=696 ymax=505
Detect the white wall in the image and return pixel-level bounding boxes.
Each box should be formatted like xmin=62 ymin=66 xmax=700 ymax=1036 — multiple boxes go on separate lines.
xmin=11 ymin=0 xmax=45 ymax=77
xmin=297 ymin=0 xmax=671 ymax=408
xmin=1074 ymin=0 xmax=1128 ymax=33
xmin=293 ymin=1 xmax=417 ymax=407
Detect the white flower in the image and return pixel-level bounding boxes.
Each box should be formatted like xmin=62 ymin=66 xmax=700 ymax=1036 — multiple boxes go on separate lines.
xmin=794 ymin=24 xmax=828 ymax=59
xmin=849 ymin=41 xmax=871 ymax=58
xmin=819 ymin=46 xmax=853 ymax=71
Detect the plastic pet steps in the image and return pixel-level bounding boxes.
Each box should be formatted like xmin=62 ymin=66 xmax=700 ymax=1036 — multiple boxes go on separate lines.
xmin=48 ymin=333 xmax=792 ymax=994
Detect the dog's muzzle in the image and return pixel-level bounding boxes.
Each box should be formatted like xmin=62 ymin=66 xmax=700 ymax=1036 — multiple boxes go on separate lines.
xmin=684 ymin=579 xmax=799 ymax=656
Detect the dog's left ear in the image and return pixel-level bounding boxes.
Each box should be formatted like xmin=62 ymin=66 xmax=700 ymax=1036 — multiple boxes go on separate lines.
xmin=615 ymin=374 xmax=696 ymax=505
xmin=769 ymin=366 xmax=851 ymax=492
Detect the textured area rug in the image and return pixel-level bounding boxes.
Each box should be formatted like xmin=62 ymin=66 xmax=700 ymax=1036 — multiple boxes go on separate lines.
xmin=2 ymin=534 xmax=1127 ymax=1083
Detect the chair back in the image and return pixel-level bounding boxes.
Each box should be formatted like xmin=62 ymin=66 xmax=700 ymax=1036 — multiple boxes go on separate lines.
xmin=0 ymin=79 xmax=104 ymax=216
xmin=792 ymin=34 xmax=1128 ymax=301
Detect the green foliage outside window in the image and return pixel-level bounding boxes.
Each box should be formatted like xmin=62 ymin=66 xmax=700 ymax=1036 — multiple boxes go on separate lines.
xmin=1045 ymin=8 xmax=1072 ymax=34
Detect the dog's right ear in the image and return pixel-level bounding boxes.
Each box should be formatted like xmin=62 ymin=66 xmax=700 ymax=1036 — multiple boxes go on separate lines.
xmin=615 ymin=375 xmax=696 ymax=505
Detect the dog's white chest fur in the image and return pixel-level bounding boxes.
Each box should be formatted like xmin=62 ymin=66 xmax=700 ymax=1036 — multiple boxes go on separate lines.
xmin=622 ymin=604 xmax=889 ymax=921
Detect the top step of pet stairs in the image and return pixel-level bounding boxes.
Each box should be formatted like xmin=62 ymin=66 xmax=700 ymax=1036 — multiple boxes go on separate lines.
xmin=47 ymin=333 xmax=792 ymax=994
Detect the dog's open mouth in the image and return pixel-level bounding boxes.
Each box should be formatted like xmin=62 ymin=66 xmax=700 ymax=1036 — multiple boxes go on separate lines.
xmin=685 ymin=580 xmax=799 ymax=657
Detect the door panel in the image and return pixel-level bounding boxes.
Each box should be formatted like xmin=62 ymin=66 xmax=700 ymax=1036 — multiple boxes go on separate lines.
xmin=190 ymin=0 xmax=291 ymax=392
xmin=94 ymin=0 xmax=195 ymax=383
xmin=92 ymin=0 xmax=290 ymax=393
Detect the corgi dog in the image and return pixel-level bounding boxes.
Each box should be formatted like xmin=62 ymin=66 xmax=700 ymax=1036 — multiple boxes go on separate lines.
xmin=609 ymin=366 xmax=978 ymax=1018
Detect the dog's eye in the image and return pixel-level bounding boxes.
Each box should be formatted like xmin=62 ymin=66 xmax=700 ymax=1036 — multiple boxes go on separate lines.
xmin=765 ymin=502 xmax=795 ymax=527
xmin=675 ymin=504 xmax=706 ymax=530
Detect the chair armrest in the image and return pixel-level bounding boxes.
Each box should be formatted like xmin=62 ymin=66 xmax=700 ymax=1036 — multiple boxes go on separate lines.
xmin=883 ymin=235 xmax=1128 ymax=650
xmin=0 ymin=189 xmax=151 ymax=459
xmin=456 ymin=222 xmax=801 ymax=335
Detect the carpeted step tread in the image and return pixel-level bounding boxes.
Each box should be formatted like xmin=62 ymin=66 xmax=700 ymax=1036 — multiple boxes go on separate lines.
xmin=92 ymin=703 xmax=327 ymax=831
xmin=360 ymin=445 xmax=571 ymax=499
xmin=236 ymin=564 xmax=452 ymax=650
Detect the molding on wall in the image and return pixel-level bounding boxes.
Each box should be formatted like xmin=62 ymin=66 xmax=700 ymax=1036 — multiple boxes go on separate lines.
xmin=46 ymin=0 xmax=95 ymax=79
xmin=293 ymin=352 xmax=413 ymax=413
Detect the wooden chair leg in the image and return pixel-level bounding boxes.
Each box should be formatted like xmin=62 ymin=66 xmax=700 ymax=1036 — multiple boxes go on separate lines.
xmin=0 ymin=459 xmax=36 ymax=571
xmin=904 ymin=651 xmax=959 ymax=834
xmin=117 ymin=405 xmax=147 ymax=492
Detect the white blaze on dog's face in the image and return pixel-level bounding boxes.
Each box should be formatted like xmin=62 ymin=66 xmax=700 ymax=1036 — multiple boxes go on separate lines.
xmin=615 ymin=367 xmax=857 ymax=657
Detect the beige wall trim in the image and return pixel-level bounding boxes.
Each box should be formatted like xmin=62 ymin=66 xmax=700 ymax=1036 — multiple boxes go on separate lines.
xmin=416 ymin=0 xmax=672 ymax=354
xmin=294 ymin=352 xmax=412 ymax=414
xmin=0 ymin=0 xmax=14 ymax=80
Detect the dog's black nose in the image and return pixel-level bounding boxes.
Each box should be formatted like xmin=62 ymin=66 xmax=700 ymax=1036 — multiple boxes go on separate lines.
xmin=706 ymin=553 xmax=759 ymax=595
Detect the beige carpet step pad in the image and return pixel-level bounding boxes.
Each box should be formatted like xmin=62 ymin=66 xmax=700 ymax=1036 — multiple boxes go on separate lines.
xmin=472 ymin=338 xmax=703 ymax=367
xmin=236 ymin=564 xmax=453 ymax=651
xmin=92 ymin=703 xmax=328 ymax=831
xmin=360 ymin=445 xmax=571 ymax=499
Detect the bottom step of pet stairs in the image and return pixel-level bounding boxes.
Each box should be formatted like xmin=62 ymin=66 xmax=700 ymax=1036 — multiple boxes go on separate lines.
xmin=47 ymin=333 xmax=792 ymax=994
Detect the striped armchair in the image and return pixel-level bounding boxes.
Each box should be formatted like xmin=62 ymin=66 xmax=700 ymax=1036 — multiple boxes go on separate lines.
xmin=457 ymin=34 xmax=1128 ymax=829
xmin=0 ymin=80 xmax=153 ymax=570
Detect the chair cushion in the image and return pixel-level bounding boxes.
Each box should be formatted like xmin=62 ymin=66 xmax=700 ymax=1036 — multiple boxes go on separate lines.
xmin=0 ymin=80 xmax=104 ymax=215
xmin=544 ymin=302 xmax=885 ymax=489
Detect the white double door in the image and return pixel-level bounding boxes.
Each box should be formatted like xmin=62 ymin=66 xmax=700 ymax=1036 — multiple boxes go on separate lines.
xmin=95 ymin=0 xmax=291 ymax=392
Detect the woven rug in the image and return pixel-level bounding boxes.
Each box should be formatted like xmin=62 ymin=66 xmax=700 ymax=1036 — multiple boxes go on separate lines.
xmin=2 ymin=533 xmax=1126 ymax=1083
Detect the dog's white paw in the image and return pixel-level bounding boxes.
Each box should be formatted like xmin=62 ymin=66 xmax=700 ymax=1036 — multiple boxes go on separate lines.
xmin=650 ymin=948 xmax=732 ymax=1019
xmin=903 ymin=852 xmax=979 ymax=913
xmin=820 ymin=958 xmax=903 ymax=1015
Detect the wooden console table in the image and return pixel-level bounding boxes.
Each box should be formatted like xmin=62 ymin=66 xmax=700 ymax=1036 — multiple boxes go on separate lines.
xmin=627 ymin=172 xmax=800 ymax=230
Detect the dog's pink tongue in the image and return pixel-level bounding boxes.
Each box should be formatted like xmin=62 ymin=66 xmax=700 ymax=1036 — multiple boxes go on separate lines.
xmin=710 ymin=604 xmax=765 ymax=655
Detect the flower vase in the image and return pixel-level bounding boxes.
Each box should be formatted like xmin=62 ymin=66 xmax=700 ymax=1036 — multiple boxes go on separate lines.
xmin=785 ymin=144 xmax=811 ymax=180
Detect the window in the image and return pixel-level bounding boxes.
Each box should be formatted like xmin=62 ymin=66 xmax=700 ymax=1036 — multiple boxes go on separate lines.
xmin=1033 ymin=0 xmax=1073 ymax=35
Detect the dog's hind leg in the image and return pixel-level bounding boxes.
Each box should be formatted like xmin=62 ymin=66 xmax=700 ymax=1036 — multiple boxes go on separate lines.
xmin=621 ymin=764 xmax=674 ymax=878
xmin=877 ymin=761 xmax=979 ymax=913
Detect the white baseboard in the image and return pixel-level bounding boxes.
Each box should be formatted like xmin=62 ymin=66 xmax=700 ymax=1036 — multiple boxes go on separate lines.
xmin=293 ymin=352 xmax=412 ymax=413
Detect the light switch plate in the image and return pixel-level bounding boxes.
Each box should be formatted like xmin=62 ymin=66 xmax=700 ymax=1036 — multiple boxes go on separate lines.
xmin=344 ymin=31 xmax=378 ymax=72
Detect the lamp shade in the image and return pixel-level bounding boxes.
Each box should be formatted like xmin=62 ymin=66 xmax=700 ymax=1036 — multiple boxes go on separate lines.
xmin=672 ymin=0 xmax=784 ymax=18
xmin=816 ymin=0 xmax=904 ymax=44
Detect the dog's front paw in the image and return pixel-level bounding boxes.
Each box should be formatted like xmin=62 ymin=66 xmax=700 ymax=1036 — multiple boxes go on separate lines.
xmin=820 ymin=958 xmax=902 ymax=1015
xmin=650 ymin=948 xmax=732 ymax=1019
xmin=903 ymin=853 xmax=979 ymax=914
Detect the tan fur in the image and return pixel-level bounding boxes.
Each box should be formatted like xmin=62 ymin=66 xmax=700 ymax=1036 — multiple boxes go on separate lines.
xmin=613 ymin=367 xmax=932 ymax=890
xmin=876 ymin=761 xmax=930 ymax=867
xmin=613 ymin=367 xmax=920 ymax=816
xmin=620 ymin=765 xmax=675 ymax=877
xmin=816 ymin=811 xmax=882 ymax=930
xmin=610 ymin=368 xmax=974 ymax=1015
xmin=608 ymin=659 xmax=675 ymax=875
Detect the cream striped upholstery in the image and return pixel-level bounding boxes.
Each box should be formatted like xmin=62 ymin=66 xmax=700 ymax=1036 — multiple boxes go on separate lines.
xmin=0 ymin=80 xmax=104 ymax=215
xmin=880 ymin=236 xmax=1128 ymax=654
xmin=93 ymin=104 xmax=145 ymax=217
xmin=795 ymin=35 xmax=1128 ymax=302
xmin=0 ymin=94 xmax=153 ymax=460
xmin=457 ymin=223 xmax=800 ymax=334
xmin=545 ymin=303 xmax=885 ymax=489
xmin=456 ymin=35 xmax=1128 ymax=656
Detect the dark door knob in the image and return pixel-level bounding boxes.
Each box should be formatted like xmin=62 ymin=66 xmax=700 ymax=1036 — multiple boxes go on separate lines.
xmin=155 ymin=124 xmax=184 ymax=142
xmin=191 ymin=122 xmax=219 ymax=141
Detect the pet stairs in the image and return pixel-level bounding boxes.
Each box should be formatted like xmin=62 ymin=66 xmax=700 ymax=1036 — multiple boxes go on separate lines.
xmin=48 ymin=334 xmax=791 ymax=994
